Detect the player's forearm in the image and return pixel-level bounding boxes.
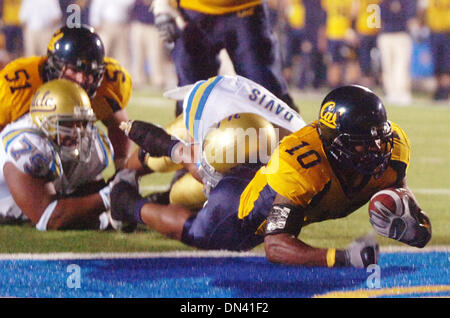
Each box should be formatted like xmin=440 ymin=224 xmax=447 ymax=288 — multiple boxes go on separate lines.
xmin=109 ymin=129 xmax=133 ymax=170
xmin=125 ymin=148 xmax=154 ymax=176
xmin=264 ymin=234 xmax=329 ymax=267
xmin=46 ymin=194 xmax=106 ymax=230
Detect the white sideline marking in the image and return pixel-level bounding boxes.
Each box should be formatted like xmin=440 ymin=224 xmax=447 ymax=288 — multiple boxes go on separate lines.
xmin=413 ymin=188 xmax=450 ymax=195
xmin=0 ymin=246 xmax=448 ymax=261
xmin=0 ymin=250 xmax=264 ymax=260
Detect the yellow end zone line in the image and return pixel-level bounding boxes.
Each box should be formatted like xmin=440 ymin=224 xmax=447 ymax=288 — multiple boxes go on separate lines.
xmin=314 ymin=285 xmax=450 ymax=298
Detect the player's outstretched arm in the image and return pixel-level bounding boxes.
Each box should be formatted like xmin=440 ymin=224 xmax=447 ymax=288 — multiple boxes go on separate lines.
xmin=4 ymin=162 xmax=107 ymax=230
xmin=264 ymin=194 xmax=379 ymax=268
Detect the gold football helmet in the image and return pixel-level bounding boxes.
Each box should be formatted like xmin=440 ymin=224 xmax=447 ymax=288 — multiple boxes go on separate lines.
xmin=202 ymin=113 xmax=278 ymax=174
xmin=30 ymin=79 xmax=97 ymax=162
xmin=198 ymin=113 xmax=278 ymax=194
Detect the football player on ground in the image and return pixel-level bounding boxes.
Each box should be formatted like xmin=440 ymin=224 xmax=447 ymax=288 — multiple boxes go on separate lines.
xmin=112 ymin=83 xmax=431 ymax=268
xmin=0 ymin=79 xmax=128 ymax=230
xmin=0 ymin=25 xmax=133 ymax=171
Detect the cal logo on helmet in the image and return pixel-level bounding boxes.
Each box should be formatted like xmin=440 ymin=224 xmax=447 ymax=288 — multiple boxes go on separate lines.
xmin=47 ymin=31 xmax=64 ymax=53
xmin=319 ymin=101 xmax=342 ymax=129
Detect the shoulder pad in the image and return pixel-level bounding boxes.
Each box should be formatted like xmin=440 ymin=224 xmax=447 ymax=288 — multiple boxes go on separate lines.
xmin=91 ymin=57 xmax=132 ymax=121
xmin=0 ymin=57 xmax=45 ymax=126
xmin=94 ymin=127 xmax=114 ymax=168
xmin=389 ymin=121 xmax=411 ymax=168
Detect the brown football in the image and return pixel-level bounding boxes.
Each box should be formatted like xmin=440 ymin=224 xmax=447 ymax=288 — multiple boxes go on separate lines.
xmin=369 ymin=187 xmax=412 ymax=217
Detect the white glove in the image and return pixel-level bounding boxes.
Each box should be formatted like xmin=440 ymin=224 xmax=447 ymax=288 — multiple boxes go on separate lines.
xmin=152 ymin=0 xmax=186 ymax=45
xmin=369 ymin=195 xmax=431 ymax=247
xmin=344 ymin=233 xmax=379 ymax=268
xmin=155 ymin=13 xmax=180 ymax=44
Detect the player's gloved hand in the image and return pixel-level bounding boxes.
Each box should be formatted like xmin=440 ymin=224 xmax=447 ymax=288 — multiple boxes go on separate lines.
xmin=369 ymin=196 xmax=431 ymax=248
xmin=99 ymin=169 xmax=138 ymax=211
xmin=110 ymin=178 xmax=148 ymax=233
xmin=120 ymin=120 xmax=180 ymax=158
xmin=338 ymin=233 xmax=379 ymax=268
xmin=155 ymin=13 xmax=179 ymax=44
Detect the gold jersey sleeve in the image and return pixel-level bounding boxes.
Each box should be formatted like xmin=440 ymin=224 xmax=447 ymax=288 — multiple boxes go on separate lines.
xmin=90 ymin=57 xmax=132 ymax=122
xmin=0 ymin=56 xmax=46 ymax=127
xmin=389 ymin=121 xmax=411 ymax=173
xmin=179 ymin=0 xmax=262 ymax=15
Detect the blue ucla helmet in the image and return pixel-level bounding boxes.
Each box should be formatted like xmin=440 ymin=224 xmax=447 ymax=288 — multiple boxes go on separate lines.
xmin=317 ymin=85 xmax=394 ymax=178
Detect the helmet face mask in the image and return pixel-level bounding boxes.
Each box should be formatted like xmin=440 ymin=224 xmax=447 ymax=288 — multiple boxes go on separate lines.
xmin=327 ymin=125 xmax=394 ymax=178
xmin=318 ymin=85 xmax=394 ymax=178
xmin=57 ymin=62 xmax=105 ymax=97
xmin=42 ymin=110 xmax=96 ymax=163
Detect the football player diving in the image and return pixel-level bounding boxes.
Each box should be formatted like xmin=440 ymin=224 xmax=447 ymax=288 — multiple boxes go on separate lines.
xmin=0 ymin=79 xmax=130 ymax=230
xmin=111 ymin=80 xmax=432 ymax=268
xmin=0 ymin=25 xmax=133 ymax=171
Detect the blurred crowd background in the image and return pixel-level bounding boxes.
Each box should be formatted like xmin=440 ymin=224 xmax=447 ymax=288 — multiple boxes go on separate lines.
xmin=0 ymin=0 xmax=448 ymax=104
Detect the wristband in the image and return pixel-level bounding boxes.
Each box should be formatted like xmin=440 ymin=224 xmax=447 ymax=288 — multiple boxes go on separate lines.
xmin=326 ymin=248 xmax=336 ymax=268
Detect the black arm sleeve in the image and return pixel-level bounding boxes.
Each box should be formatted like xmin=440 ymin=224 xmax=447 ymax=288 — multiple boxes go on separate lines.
xmin=127 ymin=120 xmax=179 ymax=157
xmin=264 ymin=204 xmax=305 ymax=237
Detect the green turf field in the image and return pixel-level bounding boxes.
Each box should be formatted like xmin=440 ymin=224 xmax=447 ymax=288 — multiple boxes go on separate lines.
xmin=0 ymin=88 xmax=448 ymax=253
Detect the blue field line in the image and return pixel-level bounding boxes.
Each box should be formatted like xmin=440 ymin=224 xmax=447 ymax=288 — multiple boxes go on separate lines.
xmin=0 ymin=251 xmax=448 ymax=298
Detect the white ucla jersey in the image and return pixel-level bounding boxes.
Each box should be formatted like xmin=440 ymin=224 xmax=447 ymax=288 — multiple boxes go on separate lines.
xmin=0 ymin=114 xmax=113 ymax=220
xmin=182 ymin=75 xmax=306 ymax=144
